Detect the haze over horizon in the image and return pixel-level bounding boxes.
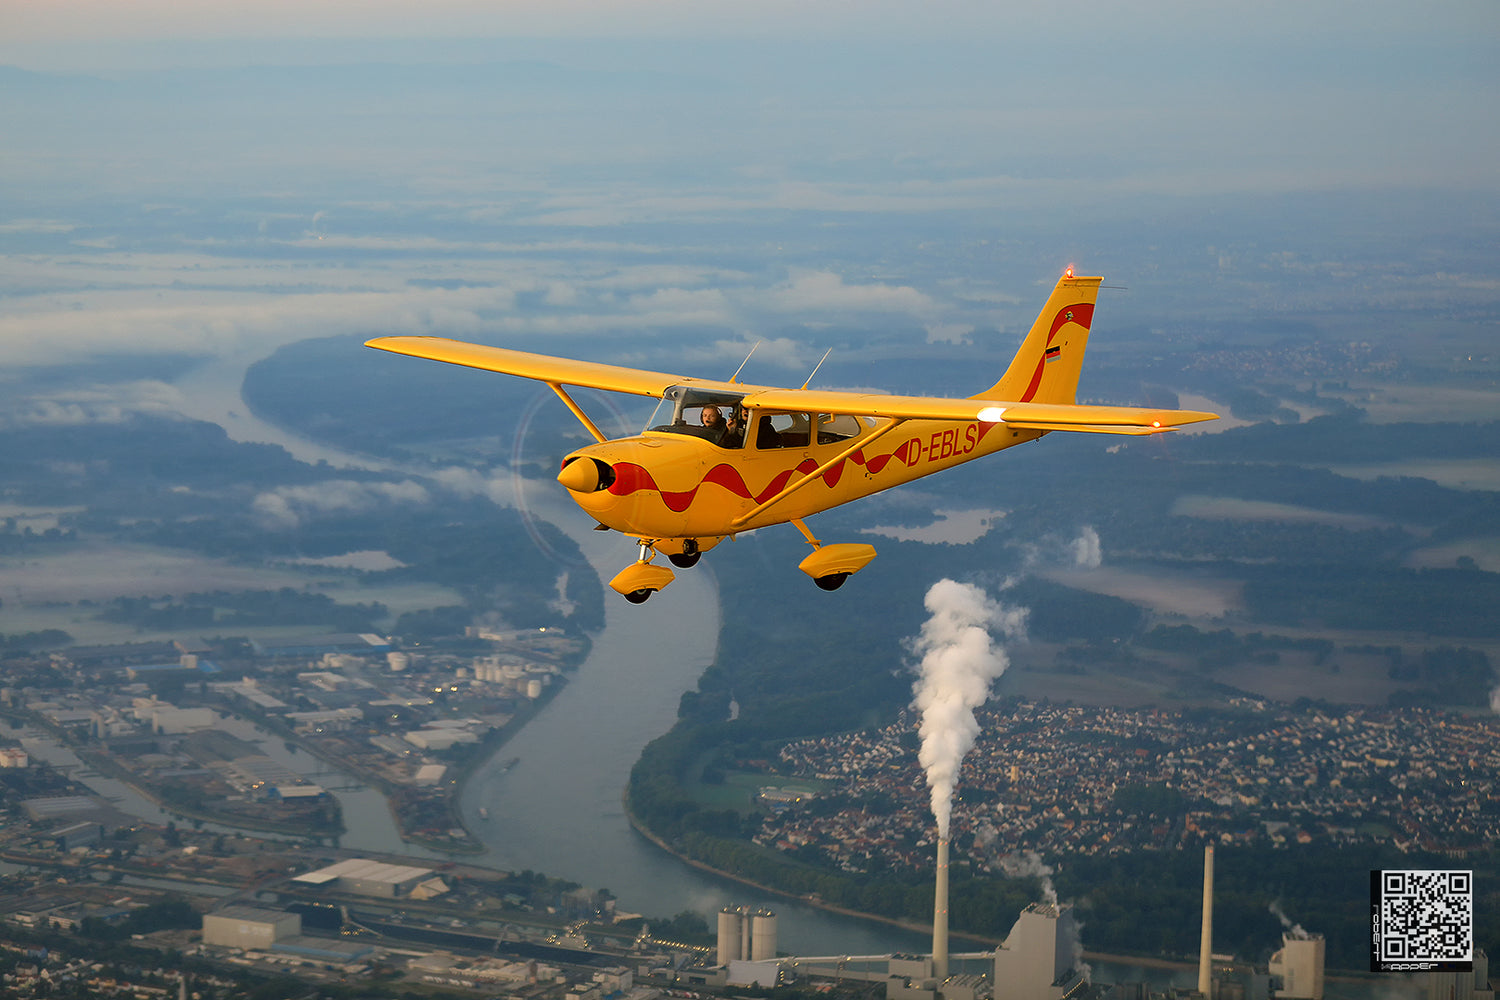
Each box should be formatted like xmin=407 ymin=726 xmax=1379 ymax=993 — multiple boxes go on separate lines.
xmin=3 ymin=0 xmax=1497 ymax=402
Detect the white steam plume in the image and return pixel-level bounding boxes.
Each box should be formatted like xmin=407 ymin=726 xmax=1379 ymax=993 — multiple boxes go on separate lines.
xmin=909 ymin=579 xmax=1026 ymax=839
xmin=1011 ymin=850 xmax=1058 ymax=907
xmin=1269 ymin=901 xmax=1309 ymax=939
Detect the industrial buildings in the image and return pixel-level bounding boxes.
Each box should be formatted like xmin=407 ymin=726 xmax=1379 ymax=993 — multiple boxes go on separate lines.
xmin=1426 ymin=951 xmax=1494 ymax=1000
xmin=717 ymin=906 xmax=778 ymax=963
xmin=201 ymin=906 xmax=376 ymax=965
xmin=202 ymin=906 xmax=301 ymax=950
xmin=1268 ymin=931 xmax=1325 ymax=1000
xmin=993 ymin=903 xmax=1087 ymax=1000
xmin=292 ymin=857 xmax=449 ymax=899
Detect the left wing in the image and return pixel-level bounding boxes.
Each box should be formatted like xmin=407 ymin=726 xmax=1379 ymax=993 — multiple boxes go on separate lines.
xmin=744 ymin=388 xmax=1217 ymax=435
xmin=364 ymin=336 xmax=749 ymax=398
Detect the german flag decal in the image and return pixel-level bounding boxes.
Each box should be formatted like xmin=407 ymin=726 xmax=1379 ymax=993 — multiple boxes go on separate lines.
xmin=1044 ymin=345 xmax=1062 ymax=363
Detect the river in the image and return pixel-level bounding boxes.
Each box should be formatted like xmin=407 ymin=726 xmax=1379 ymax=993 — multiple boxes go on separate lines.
xmin=457 ymin=512 xmax=931 ymax=957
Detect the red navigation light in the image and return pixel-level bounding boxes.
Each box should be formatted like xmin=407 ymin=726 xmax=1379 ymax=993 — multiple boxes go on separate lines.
xmin=1064 ymin=266 xmax=1074 ymax=278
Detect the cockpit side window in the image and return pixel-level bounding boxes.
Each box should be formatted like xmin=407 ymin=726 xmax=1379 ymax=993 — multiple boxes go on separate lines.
xmin=646 ymin=386 xmax=746 ymax=448
xmin=816 ymin=413 xmax=869 ymax=445
xmin=754 ymin=412 xmax=812 ymax=450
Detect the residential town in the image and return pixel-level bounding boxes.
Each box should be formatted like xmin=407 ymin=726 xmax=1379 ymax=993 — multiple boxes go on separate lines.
xmin=757 ymin=699 xmax=1499 ymax=874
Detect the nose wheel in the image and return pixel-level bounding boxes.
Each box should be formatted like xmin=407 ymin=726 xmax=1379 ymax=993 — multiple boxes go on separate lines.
xmin=609 ymin=544 xmax=677 ymax=603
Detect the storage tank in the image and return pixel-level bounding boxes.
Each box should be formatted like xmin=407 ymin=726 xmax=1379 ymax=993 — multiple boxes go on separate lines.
xmin=750 ymin=911 xmax=778 ymax=961
xmin=717 ymin=909 xmax=743 ymax=966
xmin=386 ymin=652 xmax=409 ymax=672
xmin=526 ymin=679 xmax=544 ymax=699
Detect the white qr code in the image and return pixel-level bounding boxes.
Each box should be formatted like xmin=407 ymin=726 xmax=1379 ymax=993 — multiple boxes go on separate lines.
xmin=1372 ymin=869 xmax=1473 ymax=972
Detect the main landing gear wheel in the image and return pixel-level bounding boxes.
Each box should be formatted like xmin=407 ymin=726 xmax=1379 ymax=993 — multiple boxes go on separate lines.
xmin=814 ymin=573 xmax=849 ymax=591
xmin=624 ymin=589 xmax=654 ymax=604
xmin=668 ymin=539 xmax=701 ymax=568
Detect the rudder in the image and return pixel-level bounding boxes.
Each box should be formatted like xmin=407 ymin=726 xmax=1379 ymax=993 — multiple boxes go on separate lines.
xmin=974 ymin=269 xmax=1103 ymax=405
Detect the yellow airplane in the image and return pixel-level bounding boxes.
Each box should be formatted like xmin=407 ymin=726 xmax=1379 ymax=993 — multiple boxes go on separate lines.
xmin=367 ymin=269 xmax=1216 ymax=603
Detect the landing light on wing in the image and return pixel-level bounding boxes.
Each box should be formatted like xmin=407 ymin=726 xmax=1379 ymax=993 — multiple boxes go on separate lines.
xmin=977 ymin=406 xmax=1007 ymax=423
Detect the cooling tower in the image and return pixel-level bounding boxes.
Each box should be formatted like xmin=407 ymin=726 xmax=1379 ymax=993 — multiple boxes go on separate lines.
xmin=933 ymin=836 xmax=950 ymax=979
xmin=1198 ymin=845 xmax=1214 ymax=996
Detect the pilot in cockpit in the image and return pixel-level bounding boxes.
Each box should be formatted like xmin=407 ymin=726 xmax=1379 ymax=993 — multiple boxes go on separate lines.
xmin=700 ymin=405 xmax=744 ymax=448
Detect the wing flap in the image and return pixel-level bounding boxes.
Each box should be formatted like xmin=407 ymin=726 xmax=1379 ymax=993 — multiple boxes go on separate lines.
xmin=365 ymin=336 xmax=744 ymax=398
xmin=741 ymin=387 xmax=1216 ymax=431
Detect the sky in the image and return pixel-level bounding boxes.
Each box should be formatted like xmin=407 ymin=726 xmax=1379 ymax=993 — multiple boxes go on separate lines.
xmin=4 ymin=0 xmax=1492 ymax=49
xmin=1 ymin=0 xmax=1497 ymax=407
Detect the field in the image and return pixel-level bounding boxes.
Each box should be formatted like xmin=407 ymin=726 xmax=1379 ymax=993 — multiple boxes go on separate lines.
xmin=1041 ymin=564 xmax=1244 ymax=619
xmin=0 ymin=541 xmax=463 ymax=644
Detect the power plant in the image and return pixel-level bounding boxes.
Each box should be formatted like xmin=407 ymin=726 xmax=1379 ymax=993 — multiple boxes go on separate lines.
xmin=695 ymin=848 xmax=1361 ymax=1000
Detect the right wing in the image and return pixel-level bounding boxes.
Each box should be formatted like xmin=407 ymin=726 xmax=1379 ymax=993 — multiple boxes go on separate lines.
xmin=364 ymin=336 xmax=750 ymax=398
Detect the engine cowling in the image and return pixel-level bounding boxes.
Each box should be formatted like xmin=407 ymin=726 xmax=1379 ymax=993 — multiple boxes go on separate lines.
xmin=557 ymin=457 xmax=616 ymax=493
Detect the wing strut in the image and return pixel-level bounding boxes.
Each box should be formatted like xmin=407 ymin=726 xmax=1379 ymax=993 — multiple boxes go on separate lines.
xmin=730 ymin=419 xmax=907 ymax=529
xmin=548 ymin=383 xmax=609 ymax=444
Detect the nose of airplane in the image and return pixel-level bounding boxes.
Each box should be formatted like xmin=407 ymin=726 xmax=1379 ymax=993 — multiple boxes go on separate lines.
xmin=557 ymin=457 xmax=616 ymax=493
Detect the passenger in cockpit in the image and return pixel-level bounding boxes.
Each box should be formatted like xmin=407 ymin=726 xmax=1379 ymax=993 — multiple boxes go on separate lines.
xmin=720 ymin=407 xmax=745 ymax=449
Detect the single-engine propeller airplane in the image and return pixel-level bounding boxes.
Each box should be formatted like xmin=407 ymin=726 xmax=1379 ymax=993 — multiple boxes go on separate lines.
xmin=367 ymin=269 xmax=1216 ymax=603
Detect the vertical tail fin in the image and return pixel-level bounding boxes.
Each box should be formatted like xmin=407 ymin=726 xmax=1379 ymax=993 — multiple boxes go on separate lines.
xmin=973 ymin=270 xmax=1104 ymax=405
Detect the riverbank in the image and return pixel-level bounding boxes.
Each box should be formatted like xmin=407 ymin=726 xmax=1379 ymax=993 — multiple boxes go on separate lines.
xmin=433 ymin=667 xmax=577 ymax=853
xmin=621 ymin=795 xmax=994 ymax=948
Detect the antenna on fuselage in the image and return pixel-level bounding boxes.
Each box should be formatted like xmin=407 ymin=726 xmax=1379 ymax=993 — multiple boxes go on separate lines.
xmin=729 ymin=341 xmax=761 ymax=384
xmin=800 ymin=348 xmax=833 ymax=390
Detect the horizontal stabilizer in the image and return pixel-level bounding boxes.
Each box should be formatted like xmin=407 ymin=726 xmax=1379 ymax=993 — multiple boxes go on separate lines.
xmin=993 ymin=401 xmax=1219 ymax=432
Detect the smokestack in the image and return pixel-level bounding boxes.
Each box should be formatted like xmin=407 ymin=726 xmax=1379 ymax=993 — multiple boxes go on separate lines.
xmin=933 ymin=836 xmax=950 ymax=980
xmin=1198 ymin=845 xmax=1214 ymax=996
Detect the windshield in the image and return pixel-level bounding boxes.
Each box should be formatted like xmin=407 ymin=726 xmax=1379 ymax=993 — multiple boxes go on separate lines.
xmin=644 ymin=386 xmax=748 ymax=448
